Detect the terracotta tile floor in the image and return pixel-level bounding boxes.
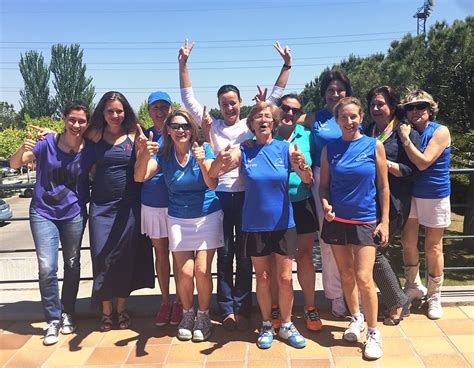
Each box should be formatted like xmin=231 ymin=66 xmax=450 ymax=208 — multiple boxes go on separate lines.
xmin=1 ymin=306 xmax=473 ymax=367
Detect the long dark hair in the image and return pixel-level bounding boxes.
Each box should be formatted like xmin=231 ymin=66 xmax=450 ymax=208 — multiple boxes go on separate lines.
xmin=89 ymin=91 xmax=138 ymax=134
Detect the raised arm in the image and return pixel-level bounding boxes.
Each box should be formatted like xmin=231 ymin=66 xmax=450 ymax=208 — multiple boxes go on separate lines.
xmin=398 ymin=123 xmax=451 ymax=171
xmin=374 ymin=141 xmax=390 ymax=245
xmin=178 ymin=39 xmax=205 ymax=125
xmin=134 ymin=124 xmax=160 ymax=182
xmin=10 ymin=132 xmax=37 ymax=168
xmin=266 ymin=41 xmax=292 ymax=104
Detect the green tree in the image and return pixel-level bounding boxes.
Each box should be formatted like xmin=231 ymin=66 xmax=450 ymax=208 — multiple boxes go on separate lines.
xmin=0 ymin=102 xmax=22 ymax=130
xmin=50 ymin=44 xmax=95 ymax=115
xmin=138 ymin=100 xmax=153 ymax=129
xmin=18 ymin=50 xmax=55 ymax=118
xmin=0 ymin=128 xmax=25 ymax=159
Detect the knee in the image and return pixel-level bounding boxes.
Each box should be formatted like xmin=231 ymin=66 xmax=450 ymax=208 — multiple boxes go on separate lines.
xmin=38 ymin=260 xmax=57 ymax=280
xmin=255 ymin=270 xmax=271 ymax=287
xmin=355 ymin=270 xmax=374 ymax=291
xmin=194 ymin=263 xmax=210 ymax=281
xmin=277 ymin=270 xmax=293 ymax=288
xmin=179 ymin=266 xmax=194 ymax=281
xmin=425 ymin=243 xmax=443 ymax=259
xmin=295 ymin=249 xmax=313 ymax=267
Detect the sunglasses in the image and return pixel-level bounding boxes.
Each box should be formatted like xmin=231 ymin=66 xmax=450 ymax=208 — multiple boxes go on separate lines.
xmin=404 ymin=102 xmax=430 ymax=112
xmin=168 ymin=122 xmax=192 ymax=130
xmin=280 ymin=104 xmax=302 ymax=114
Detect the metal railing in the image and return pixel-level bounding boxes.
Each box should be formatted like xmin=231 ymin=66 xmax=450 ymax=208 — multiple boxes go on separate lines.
xmin=1 ymin=168 xmax=472 ymax=284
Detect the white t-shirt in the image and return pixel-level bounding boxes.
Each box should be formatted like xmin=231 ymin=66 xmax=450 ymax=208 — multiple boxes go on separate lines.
xmin=180 ymin=86 xmax=284 ymax=192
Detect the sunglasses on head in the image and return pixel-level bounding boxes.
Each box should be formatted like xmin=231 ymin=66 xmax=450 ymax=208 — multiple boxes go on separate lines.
xmin=404 ymin=102 xmax=430 ymax=112
xmin=280 ymin=104 xmax=302 ymax=114
xmin=168 ymin=122 xmax=192 ymax=130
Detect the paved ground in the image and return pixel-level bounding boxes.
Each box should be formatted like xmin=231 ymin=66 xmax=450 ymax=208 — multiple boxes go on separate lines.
xmin=0 ymin=304 xmax=473 ymax=367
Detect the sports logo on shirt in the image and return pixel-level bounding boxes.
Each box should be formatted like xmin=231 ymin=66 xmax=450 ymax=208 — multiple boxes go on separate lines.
xmin=330 ymin=153 xmax=342 ymax=164
xmin=274 ymin=158 xmax=285 ymax=167
xmin=355 ymin=153 xmax=370 ymax=162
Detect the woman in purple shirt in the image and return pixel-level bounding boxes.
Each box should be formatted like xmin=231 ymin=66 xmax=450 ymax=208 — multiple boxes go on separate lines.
xmin=10 ymin=101 xmax=95 ymax=346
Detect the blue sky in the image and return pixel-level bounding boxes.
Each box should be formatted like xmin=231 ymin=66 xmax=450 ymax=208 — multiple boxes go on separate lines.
xmin=0 ymin=0 xmax=472 ymax=114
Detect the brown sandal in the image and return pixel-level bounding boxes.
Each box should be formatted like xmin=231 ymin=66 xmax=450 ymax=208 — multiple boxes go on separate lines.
xmin=100 ymin=313 xmax=114 ymax=332
xmin=117 ymin=310 xmax=131 ymax=329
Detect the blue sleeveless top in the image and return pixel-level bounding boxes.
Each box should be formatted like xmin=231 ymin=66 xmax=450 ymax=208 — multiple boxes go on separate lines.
xmin=413 ymin=122 xmax=451 ymax=199
xmin=241 ymin=139 xmax=295 ymax=232
xmin=141 ymin=127 xmax=168 ymax=208
xmin=312 ymin=109 xmax=341 ymax=167
xmin=326 ymin=135 xmax=377 ymax=222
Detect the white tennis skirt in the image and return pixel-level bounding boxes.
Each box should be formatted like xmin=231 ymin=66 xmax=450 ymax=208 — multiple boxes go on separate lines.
xmin=168 ymin=210 xmax=224 ymax=252
xmin=141 ymin=204 xmax=168 ymax=239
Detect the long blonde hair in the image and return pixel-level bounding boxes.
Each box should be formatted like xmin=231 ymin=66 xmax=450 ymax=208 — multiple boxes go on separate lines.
xmin=161 ymin=109 xmax=200 ymax=160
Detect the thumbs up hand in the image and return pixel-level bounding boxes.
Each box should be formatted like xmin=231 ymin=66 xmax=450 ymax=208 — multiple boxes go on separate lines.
xmin=291 ymin=142 xmax=306 ymax=168
xmin=136 ymin=124 xmax=159 ymax=156
xmin=192 ymin=141 xmax=205 ymax=163
xmin=217 ymin=143 xmax=232 ymax=165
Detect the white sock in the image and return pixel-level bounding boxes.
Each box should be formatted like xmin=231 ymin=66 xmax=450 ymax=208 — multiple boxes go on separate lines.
xmin=262 ymin=320 xmax=272 ymax=327
xmin=281 ymin=321 xmax=292 ymax=329
xmin=368 ymin=327 xmax=379 ymax=336
xmin=183 ymin=307 xmax=194 ymax=315
xmin=197 ymin=309 xmax=209 ymax=316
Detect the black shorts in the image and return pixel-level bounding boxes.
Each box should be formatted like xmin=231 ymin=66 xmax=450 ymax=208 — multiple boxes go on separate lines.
xmin=292 ymin=197 xmax=319 ymax=234
xmin=240 ymin=227 xmax=298 ymax=257
xmin=320 ymin=219 xmax=380 ymax=246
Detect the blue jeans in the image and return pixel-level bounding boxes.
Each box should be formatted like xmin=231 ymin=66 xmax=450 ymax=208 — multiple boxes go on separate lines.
xmin=216 ymin=191 xmax=252 ymax=318
xmin=30 ymin=206 xmax=86 ymax=323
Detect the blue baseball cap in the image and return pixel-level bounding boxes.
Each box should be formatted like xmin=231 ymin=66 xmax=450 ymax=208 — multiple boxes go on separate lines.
xmin=147 ymin=91 xmax=172 ymax=105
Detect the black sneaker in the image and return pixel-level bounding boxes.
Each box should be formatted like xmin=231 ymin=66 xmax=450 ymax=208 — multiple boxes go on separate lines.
xmin=61 ymin=312 xmax=76 ymax=334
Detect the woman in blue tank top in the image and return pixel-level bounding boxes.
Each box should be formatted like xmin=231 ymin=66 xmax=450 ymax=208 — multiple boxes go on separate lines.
xmin=398 ymin=90 xmax=451 ymax=321
xmin=299 ymin=69 xmax=352 ymax=318
xmin=209 ymin=102 xmax=313 ymax=350
xmin=319 ymin=97 xmax=389 ymax=360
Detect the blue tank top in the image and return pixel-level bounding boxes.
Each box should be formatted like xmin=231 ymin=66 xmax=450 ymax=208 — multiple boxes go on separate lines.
xmin=326 ymin=135 xmax=377 ymax=222
xmin=413 ymin=122 xmax=451 ymax=199
xmin=141 ymin=127 xmax=168 ymax=208
xmin=241 ymin=139 xmax=295 ymax=232
xmin=312 ymin=109 xmax=342 ymax=167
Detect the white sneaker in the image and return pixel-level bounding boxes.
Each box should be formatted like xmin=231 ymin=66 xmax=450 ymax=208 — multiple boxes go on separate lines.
xmin=331 ymin=297 xmax=347 ymax=318
xmin=427 ymin=293 xmax=443 ymax=320
xmin=43 ymin=321 xmax=61 ymax=346
xmin=364 ymin=331 xmax=383 ymax=360
xmin=192 ymin=313 xmax=212 ymax=342
xmin=343 ymin=315 xmax=365 ymax=342
xmin=404 ymin=285 xmax=427 ymax=303
xmin=177 ymin=311 xmax=195 ymax=341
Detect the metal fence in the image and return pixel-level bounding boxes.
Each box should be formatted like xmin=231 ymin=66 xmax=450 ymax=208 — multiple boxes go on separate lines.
xmin=0 ymin=168 xmax=472 ymax=284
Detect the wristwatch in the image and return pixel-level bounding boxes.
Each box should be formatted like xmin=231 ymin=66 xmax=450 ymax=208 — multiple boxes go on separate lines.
xmin=403 ymin=138 xmax=411 ymax=147
xmin=283 ymin=64 xmax=292 ymax=69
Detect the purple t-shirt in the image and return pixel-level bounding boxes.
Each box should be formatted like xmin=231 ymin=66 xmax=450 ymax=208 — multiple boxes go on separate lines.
xmin=31 ymin=134 xmax=96 ymax=220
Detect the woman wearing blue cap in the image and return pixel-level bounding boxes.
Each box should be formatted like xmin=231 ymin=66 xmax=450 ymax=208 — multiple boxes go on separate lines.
xmin=140 ymin=91 xmax=183 ymax=327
